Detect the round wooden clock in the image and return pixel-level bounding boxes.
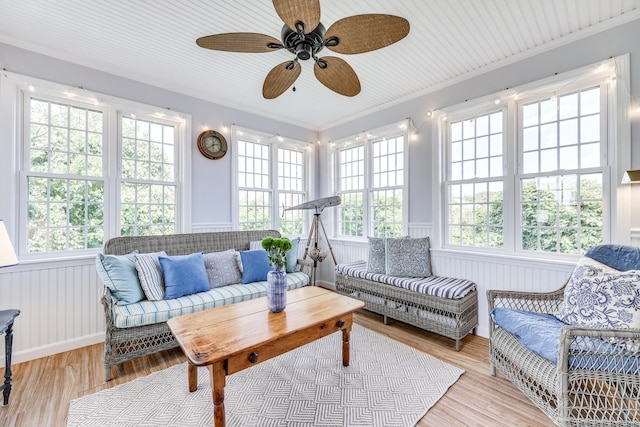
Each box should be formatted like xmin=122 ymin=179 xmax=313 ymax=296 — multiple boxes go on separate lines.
xmin=197 ymin=130 xmax=228 ymax=160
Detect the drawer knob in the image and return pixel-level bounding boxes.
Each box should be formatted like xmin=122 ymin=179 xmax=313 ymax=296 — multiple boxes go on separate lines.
xmin=336 ymin=319 xmax=345 ymax=328
xmin=248 ymin=352 xmax=259 ymax=363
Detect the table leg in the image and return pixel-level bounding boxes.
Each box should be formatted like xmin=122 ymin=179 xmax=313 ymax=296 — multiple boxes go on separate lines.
xmin=210 ymin=361 xmax=227 ymax=427
xmin=188 ymin=362 xmax=197 ymax=392
xmin=2 ymin=322 xmax=14 ymax=406
xmin=342 ymin=326 xmax=351 ymax=367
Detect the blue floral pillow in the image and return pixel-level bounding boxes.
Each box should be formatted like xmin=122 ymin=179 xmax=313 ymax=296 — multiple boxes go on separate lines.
xmin=385 ymin=237 xmax=432 ymax=278
xmin=556 ymin=256 xmax=640 ymax=329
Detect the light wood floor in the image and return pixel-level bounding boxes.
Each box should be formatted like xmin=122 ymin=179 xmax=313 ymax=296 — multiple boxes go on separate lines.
xmin=0 ymin=310 xmax=554 ymax=426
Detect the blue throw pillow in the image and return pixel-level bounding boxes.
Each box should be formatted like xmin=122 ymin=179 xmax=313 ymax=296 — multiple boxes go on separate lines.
xmin=159 ymin=252 xmax=210 ymax=299
xmin=285 ymin=237 xmax=300 ymax=273
xmin=95 ymin=250 xmax=145 ymax=305
xmin=239 ymin=249 xmax=271 ymax=284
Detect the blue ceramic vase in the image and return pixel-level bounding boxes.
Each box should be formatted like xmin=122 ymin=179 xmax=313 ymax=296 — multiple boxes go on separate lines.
xmin=267 ymin=267 xmax=287 ymax=313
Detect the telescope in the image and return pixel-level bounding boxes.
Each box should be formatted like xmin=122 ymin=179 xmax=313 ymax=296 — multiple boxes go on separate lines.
xmin=285 ymin=196 xmax=341 ymax=283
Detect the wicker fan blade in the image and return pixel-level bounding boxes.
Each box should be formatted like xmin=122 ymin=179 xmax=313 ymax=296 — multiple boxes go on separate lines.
xmin=314 ymin=57 xmax=360 ymax=97
xmin=263 ymin=61 xmax=301 ymax=99
xmin=273 ymin=0 xmax=320 ymax=33
xmin=325 ymin=14 xmax=410 ymax=55
xmin=196 ymin=33 xmax=282 ymax=53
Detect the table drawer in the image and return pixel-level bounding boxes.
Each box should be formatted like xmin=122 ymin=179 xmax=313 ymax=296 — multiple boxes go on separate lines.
xmin=226 ymin=315 xmax=353 ymax=375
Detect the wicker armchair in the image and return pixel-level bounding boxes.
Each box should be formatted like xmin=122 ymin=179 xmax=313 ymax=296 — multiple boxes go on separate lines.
xmin=488 ymin=245 xmax=640 ymax=426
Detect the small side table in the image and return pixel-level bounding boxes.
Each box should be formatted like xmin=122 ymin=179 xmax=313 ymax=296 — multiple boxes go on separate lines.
xmin=0 ymin=309 xmax=20 ymax=406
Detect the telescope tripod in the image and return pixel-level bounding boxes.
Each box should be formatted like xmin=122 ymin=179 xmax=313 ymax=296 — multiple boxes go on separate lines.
xmin=303 ymin=212 xmax=337 ymax=285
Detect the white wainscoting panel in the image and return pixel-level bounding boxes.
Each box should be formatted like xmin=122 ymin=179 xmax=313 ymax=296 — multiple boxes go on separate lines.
xmin=0 ymin=257 xmax=105 ymax=365
xmin=4 ymin=221 xmax=626 ymax=366
xmin=407 ymin=223 xmax=433 ymax=238
xmin=191 ymin=223 xmax=233 ymax=233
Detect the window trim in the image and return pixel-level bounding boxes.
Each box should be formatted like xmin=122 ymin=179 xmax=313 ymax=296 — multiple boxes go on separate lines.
xmin=231 ymin=124 xmax=313 ymax=234
xmin=0 ymin=71 xmax=192 ymax=260
xmin=331 ymin=119 xmax=410 ymax=240
xmin=433 ymin=54 xmax=631 ymax=259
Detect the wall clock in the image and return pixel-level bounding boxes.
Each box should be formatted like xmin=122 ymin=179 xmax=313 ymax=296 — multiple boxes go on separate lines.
xmin=197 ymin=130 xmax=228 ymax=160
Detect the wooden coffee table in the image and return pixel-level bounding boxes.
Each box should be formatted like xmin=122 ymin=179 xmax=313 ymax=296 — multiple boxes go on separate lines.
xmin=167 ymin=286 xmax=364 ymax=427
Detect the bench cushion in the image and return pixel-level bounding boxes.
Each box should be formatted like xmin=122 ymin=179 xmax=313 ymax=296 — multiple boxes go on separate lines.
xmin=112 ymin=272 xmax=309 ymax=328
xmin=336 ymin=260 xmax=475 ymax=299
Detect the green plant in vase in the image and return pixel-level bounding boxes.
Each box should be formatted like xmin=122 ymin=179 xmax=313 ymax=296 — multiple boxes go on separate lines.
xmin=261 ymin=237 xmax=292 ymax=271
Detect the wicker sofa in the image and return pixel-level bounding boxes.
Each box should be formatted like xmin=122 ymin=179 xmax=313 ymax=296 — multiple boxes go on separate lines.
xmin=99 ymin=230 xmax=312 ymax=381
xmin=488 ymin=244 xmax=640 ymax=426
xmin=335 ymin=261 xmax=478 ymax=351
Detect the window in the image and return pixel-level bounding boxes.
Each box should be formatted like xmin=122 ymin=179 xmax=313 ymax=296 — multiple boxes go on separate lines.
xmin=26 ymin=99 xmax=105 ymax=252
xmin=442 ymin=62 xmax=621 ymax=256
xmin=334 ymin=121 xmax=408 ymax=239
xmin=120 ymin=116 xmax=177 ymax=236
xmin=277 ymin=147 xmax=305 ymax=235
xmin=234 ymin=127 xmax=310 ymax=234
xmin=519 ymin=87 xmax=604 ymax=253
xmin=447 ymin=111 xmax=504 ymax=248
xmin=7 ymin=73 xmax=191 ymax=257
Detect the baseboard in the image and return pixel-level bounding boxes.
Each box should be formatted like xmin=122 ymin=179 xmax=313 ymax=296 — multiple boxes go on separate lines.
xmin=315 ymin=280 xmax=335 ymax=291
xmin=4 ymin=332 xmax=104 ymax=366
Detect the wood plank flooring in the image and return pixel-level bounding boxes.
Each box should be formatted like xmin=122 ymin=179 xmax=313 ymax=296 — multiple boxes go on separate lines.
xmin=0 ymin=310 xmax=554 ymax=426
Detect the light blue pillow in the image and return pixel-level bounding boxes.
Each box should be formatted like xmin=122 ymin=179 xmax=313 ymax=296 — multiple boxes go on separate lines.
xmin=239 ymin=249 xmax=271 ymax=284
xmin=95 ymin=250 xmax=145 ymax=305
xmin=159 ymin=252 xmax=210 ymax=299
xmin=285 ymin=237 xmax=300 ymax=273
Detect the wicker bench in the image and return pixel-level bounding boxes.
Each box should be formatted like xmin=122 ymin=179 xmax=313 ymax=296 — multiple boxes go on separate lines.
xmin=335 ymin=261 xmax=478 ymax=351
xmin=99 ymin=230 xmax=312 ymax=381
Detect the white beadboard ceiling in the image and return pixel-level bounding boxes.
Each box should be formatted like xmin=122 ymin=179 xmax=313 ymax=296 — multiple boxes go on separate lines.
xmin=1 ymin=1 xmax=639 ymax=131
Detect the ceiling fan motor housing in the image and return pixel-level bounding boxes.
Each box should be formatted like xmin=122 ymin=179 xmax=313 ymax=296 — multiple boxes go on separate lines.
xmin=281 ymin=22 xmax=327 ymax=61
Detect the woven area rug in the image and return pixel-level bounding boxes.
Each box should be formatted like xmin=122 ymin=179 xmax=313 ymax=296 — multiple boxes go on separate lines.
xmin=68 ymin=324 xmax=464 ymax=426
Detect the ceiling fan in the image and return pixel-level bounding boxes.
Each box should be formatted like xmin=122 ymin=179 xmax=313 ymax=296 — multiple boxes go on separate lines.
xmin=196 ymin=0 xmax=410 ymax=99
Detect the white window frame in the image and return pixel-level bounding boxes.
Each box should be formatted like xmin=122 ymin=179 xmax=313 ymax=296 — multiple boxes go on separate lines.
xmin=331 ymin=119 xmax=410 ymax=240
xmin=434 ymin=55 xmax=631 ymax=259
xmin=231 ymin=125 xmax=313 ymax=234
xmin=0 ymin=71 xmax=192 ymax=260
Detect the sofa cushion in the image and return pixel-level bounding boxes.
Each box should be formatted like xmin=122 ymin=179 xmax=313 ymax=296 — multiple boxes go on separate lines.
xmin=159 ymin=252 xmax=210 ymax=299
xmin=204 ymin=249 xmax=243 ymax=288
xmin=95 ymin=250 xmax=144 ymax=305
xmin=239 ymin=249 xmax=271 ymax=283
xmin=285 ymin=236 xmax=300 ymax=273
xmin=111 ymin=272 xmax=310 ymax=328
xmin=367 ymin=237 xmax=387 ymax=274
xmin=135 ymin=251 xmax=167 ymax=301
xmin=492 ymin=308 xmax=567 ymax=363
xmin=492 ymin=307 xmax=639 ymax=372
xmin=386 ymin=237 xmax=432 ymax=278
xmin=556 ymin=256 xmax=640 ymax=329
xmin=336 ymin=260 xmax=475 ymax=299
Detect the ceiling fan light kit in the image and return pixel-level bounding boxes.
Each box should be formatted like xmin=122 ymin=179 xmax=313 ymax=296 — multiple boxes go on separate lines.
xmin=196 ymin=0 xmax=410 ymax=99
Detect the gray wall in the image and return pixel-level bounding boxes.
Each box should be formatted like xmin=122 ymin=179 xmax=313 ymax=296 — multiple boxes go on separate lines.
xmin=319 ymin=19 xmax=640 ymax=228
